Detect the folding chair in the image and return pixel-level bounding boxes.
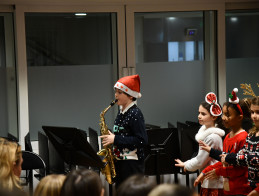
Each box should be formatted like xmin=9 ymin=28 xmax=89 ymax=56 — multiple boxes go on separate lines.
xmin=21 ymin=151 xmax=46 ymax=193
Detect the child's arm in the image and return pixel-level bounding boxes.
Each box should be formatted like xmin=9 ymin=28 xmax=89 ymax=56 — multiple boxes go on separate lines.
xmin=214 ymin=164 xmax=248 ymax=177
xmin=194 ymin=172 xmax=205 ymax=187
xmin=202 ymin=161 xmax=222 ymax=173
xmin=184 ymin=137 xmax=217 ymax=172
xmin=224 ymin=136 xmax=258 ymax=167
xmin=225 ymin=150 xmax=259 ymax=167
xmin=199 ymin=140 xmax=222 ymax=161
xmin=248 ymin=189 xmax=259 ymax=196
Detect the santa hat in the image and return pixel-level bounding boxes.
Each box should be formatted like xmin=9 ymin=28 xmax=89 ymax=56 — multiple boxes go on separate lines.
xmin=205 ymin=92 xmax=222 ymax=116
xmin=114 ymin=74 xmax=142 ymax=98
xmin=229 ymin=88 xmax=243 ymax=115
xmin=229 ymin=88 xmax=239 ymax=104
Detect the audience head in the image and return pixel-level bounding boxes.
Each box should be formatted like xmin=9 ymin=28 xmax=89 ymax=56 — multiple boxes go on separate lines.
xmin=60 ymin=169 xmax=104 ymax=196
xmin=116 ymin=174 xmax=156 ymax=196
xmin=148 ymin=184 xmax=195 ymax=196
xmin=33 ymin=174 xmax=66 ymax=196
xmin=0 ymin=137 xmax=22 ymax=191
xmin=0 ymin=188 xmax=27 ymax=196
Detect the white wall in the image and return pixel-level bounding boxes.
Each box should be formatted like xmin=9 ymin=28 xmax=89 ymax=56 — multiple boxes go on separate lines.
xmin=27 ymin=64 xmax=116 ymax=140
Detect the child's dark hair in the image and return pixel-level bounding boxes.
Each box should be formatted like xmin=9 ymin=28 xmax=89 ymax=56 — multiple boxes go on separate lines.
xmin=116 ymin=174 xmax=156 ymax=196
xmin=251 ymin=96 xmax=259 ymax=106
xmin=60 ymin=169 xmax=103 ymax=196
xmin=249 ymin=96 xmax=259 ymax=135
xmin=200 ymin=101 xmax=224 ymax=129
xmin=124 ymin=92 xmax=137 ymax=101
xmin=224 ymin=99 xmax=253 ymax=131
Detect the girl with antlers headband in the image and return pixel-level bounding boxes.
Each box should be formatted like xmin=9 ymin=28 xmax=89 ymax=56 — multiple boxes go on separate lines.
xmin=175 ymin=92 xmax=225 ymax=196
xmin=195 ymin=88 xmax=253 ymax=196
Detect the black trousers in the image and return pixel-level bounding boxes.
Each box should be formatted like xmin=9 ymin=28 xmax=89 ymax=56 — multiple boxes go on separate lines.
xmin=115 ymin=160 xmax=144 ymax=189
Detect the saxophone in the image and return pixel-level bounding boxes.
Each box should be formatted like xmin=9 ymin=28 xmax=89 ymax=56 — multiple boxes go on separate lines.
xmin=97 ymin=99 xmax=117 ymax=184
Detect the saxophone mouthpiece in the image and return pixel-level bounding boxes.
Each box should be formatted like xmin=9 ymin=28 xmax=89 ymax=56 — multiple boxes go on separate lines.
xmin=110 ymin=99 xmax=118 ymax=106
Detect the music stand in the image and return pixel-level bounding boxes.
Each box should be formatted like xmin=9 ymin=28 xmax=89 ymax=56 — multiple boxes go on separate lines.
xmin=144 ymin=128 xmax=180 ymax=184
xmin=177 ymin=121 xmax=200 ymax=189
xmin=177 ymin=122 xmax=199 ymax=162
xmin=42 ymin=126 xmax=104 ymax=169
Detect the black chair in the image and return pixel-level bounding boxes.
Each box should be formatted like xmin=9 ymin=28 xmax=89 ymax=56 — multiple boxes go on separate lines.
xmin=48 ymin=140 xmax=66 ymax=174
xmin=38 ymin=130 xmax=66 ymax=174
xmin=177 ymin=122 xmax=200 ymax=189
xmin=24 ymin=132 xmax=33 ymax=152
xmin=7 ymin=133 xmax=18 ymax=142
xmin=88 ymin=127 xmax=99 ymax=153
xmin=88 ymin=127 xmax=100 ymax=173
xmin=168 ymin=122 xmax=176 ymax=128
xmin=21 ymin=132 xmax=33 ymax=193
xmin=145 ymin=123 xmax=160 ymax=130
xmin=38 ymin=131 xmax=50 ymax=175
xmin=186 ymin=120 xmax=200 ymax=127
xmin=21 ymin=151 xmax=46 ymax=193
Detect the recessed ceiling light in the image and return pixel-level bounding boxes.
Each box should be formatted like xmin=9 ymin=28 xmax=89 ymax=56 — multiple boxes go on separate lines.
xmin=168 ymin=17 xmax=176 ymax=20
xmin=75 ymin=13 xmax=87 ymax=16
xmin=230 ymin=17 xmax=238 ymax=22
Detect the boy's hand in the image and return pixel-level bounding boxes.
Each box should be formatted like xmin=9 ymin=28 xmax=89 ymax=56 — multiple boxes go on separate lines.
xmin=199 ymin=140 xmax=211 ymax=153
xmin=100 ymin=130 xmax=115 ymax=146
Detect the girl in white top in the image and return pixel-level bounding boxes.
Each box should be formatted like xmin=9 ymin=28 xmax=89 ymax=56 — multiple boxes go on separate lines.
xmin=175 ymin=92 xmax=225 ymax=196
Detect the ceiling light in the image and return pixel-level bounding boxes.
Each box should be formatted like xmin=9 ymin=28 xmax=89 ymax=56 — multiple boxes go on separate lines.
xmin=75 ymin=13 xmax=87 ymax=16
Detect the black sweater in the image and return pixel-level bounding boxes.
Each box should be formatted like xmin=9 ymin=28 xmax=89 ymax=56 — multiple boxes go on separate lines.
xmin=113 ymin=104 xmax=148 ymax=161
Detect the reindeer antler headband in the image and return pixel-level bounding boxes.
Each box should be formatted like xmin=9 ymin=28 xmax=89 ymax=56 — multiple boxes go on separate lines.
xmin=205 ymin=92 xmax=222 ymax=116
xmin=240 ymin=83 xmax=258 ymax=97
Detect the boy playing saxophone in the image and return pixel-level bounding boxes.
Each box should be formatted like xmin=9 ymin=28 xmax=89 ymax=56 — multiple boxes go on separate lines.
xmin=100 ymin=74 xmax=148 ymax=188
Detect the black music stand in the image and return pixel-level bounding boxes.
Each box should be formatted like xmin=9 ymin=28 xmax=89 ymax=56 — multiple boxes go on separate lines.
xmin=144 ymin=128 xmax=180 ymax=184
xmin=42 ymin=126 xmax=104 ymax=170
xmin=177 ymin=121 xmax=200 ymax=190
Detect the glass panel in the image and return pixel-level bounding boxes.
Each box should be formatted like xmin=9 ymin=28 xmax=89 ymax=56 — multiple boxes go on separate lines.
xmin=135 ymin=11 xmax=217 ymax=127
xmin=135 ymin=12 xmax=204 ymax=63
xmin=226 ymin=10 xmax=259 ymax=98
xmin=0 ymin=13 xmax=18 ymax=138
xmin=26 ymin=13 xmax=118 ymax=140
xmin=25 ymin=13 xmax=112 ymax=66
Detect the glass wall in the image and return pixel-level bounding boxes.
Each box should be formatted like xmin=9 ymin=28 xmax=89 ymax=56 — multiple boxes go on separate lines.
xmin=0 ymin=13 xmax=18 ymax=138
xmin=135 ymin=11 xmax=217 ymax=127
xmin=135 ymin=12 xmax=204 ymax=63
xmin=226 ymin=10 xmax=259 ymax=98
xmin=26 ymin=13 xmax=118 ymax=140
